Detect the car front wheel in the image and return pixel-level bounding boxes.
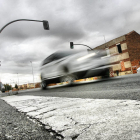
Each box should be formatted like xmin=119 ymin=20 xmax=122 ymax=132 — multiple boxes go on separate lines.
xmin=41 ymin=80 xmax=47 ymax=90
xmin=60 ymin=74 xmax=76 ymax=86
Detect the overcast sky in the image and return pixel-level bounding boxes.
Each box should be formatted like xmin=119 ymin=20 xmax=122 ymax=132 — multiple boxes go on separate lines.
xmin=0 ymin=0 xmax=140 ymax=86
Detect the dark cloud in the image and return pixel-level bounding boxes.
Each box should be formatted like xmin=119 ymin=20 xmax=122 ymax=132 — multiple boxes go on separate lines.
xmin=1 ymin=0 xmax=140 ymax=83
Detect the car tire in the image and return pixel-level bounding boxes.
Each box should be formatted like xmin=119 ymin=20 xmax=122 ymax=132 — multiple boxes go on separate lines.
xmin=41 ymin=80 xmax=47 ymax=90
xmin=60 ymin=74 xmax=76 ymax=86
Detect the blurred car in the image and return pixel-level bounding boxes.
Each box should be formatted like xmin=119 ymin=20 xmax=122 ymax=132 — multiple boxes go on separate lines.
xmin=40 ymin=50 xmax=112 ymax=89
xmin=137 ymin=67 xmax=140 ymax=73
xmin=0 ymin=82 xmax=5 ymax=93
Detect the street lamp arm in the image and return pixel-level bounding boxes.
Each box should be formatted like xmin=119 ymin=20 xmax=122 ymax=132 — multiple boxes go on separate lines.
xmin=0 ymin=19 xmax=49 ymax=33
xmin=74 ymin=44 xmax=93 ymax=50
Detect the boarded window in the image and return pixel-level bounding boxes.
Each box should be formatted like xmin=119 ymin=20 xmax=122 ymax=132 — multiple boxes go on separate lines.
xmin=124 ymin=61 xmax=131 ymax=68
xmin=112 ymin=64 xmax=121 ymax=71
xmin=109 ymin=46 xmax=118 ymax=55
xmin=121 ymin=43 xmax=127 ymax=50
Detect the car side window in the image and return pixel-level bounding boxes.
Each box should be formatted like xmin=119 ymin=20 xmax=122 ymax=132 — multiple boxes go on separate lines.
xmin=42 ymin=51 xmax=76 ymax=66
xmin=42 ymin=55 xmax=55 ymax=65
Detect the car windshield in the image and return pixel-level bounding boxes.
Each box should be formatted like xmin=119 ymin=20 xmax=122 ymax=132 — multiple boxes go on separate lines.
xmin=54 ymin=51 xmax=78 ymax=59
xmin=42 ymin=50 xmax=79 ymax=65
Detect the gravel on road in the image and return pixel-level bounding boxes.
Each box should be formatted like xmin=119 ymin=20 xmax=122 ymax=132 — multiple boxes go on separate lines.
xmin=0 ymin=99 xmax=58 ymax=140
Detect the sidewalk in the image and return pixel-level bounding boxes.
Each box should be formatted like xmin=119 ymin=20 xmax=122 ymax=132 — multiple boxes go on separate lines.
xmin=1 ymin=95 xmax=140 ymax=140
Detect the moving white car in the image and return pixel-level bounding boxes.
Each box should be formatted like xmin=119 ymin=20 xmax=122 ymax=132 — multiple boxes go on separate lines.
xmin=40 ymin=50 xmax=111 ymax=89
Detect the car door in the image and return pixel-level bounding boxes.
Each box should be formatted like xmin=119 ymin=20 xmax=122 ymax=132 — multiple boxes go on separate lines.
xmin=41 ymin=53 xmax=65 ymax=79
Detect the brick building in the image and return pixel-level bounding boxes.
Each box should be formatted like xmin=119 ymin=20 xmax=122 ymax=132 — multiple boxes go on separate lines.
xmin=27 ymin=83 xmax=34 ymax=88
xmin=18 ymin=85 xmax=23 ymax=89
xmin=93 ymin=30 xmax=140 ymax=76
xmin=23 ymin=84 xmax=27 ymax=89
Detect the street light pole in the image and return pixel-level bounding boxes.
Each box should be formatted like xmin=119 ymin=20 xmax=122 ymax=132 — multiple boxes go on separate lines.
xmin=17 ymin=73 xmax=19 ymax=90
xmin=0 ymin=19 xmax=49 ymax=88
xmin=0 ymin=19 xmax=49 ymax=33
xmin=0 ymin=61 xmax=1 ymax=82
xmin=10 ymin=79 xmax=12 ymax=90
xmin=30 ymin=61 xmax=35 ymax=88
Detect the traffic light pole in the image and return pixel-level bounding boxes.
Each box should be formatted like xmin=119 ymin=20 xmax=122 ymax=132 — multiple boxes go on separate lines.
xmin=0 ymin=19 xmax=49 ymax=33
xmin=70 ymin=42 xmax=93 ymax=50
xmin=74 ymin=44 xmax=93 ymax=50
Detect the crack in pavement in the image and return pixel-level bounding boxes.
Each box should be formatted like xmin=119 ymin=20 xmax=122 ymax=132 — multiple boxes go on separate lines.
xmin=2 ymin=96 xmax=140 ymax=140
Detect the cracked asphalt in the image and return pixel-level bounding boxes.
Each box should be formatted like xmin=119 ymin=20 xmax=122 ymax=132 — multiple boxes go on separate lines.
xmin=1 ymin=74 xmax=140 ymax=140
xmin=0 ymin=99 xmax=58 ymax=140
xmin=2 ymin=95 xmax=140 ymax=140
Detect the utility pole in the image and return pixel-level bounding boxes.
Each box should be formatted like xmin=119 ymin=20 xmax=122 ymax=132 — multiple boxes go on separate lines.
xmin=17 ymin=73 xmax=19 ymax=90
xmin=103 ymin=35 xmax=107 ymax=49
xmin=0 ymin=61 xmax=1 ymax=82
xmin=30 ymin=61 xmax=35 ymax=88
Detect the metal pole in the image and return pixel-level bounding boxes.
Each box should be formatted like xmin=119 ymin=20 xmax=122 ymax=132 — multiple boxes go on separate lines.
xmin=0 ymin=19 xmax=49 ymax=33
xmin=0 ymin=61 xmax=1 ymax=82
xmin=5 ymin=84 xmax=7 ymax=91
xmin=103 ymin=35 xmax=107 ymax=49
xmin=17 ymin=73 xmax=19 ymax=90
xmin=30 ymin=61 xmax=35 ymax=88
xmin=74 ymin=44 xmax=93 ymax=50
xmin=10 ymin=79 xmax=12 ymax=90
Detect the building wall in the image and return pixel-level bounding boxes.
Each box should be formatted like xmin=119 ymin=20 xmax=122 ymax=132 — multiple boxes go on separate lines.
xmin=126 ymin=31 xmax=140 ymax=62
xmin=27 ymin=83 xmax=34 ymax=88
xmin=126 ymin=31 xmax=140 ymax=73
xmin=23 ymin=84 xmax=27 ymax=89
xmin=93 ymin=31 xmax=140 ymax=75
xmin=94 ymin=35 xmax=126 ymax=50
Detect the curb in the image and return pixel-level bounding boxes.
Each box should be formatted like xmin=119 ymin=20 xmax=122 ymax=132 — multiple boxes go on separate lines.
xmin=0 ymin=91 xmax=18 ymax=97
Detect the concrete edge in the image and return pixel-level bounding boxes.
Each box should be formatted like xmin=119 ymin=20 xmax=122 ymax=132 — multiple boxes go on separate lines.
xmin=0 ymin=91 xmax=18 ymax=97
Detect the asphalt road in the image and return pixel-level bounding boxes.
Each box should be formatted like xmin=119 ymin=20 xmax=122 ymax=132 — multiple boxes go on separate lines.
xmin=18 ymin=73 xmax=140 ymax=100
xmin=2 ymin=73 xmax=140 ymax=140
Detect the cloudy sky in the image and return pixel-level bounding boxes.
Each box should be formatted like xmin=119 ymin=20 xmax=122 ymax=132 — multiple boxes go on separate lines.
xmin=0 ymin=0 xmax=140 ymax=86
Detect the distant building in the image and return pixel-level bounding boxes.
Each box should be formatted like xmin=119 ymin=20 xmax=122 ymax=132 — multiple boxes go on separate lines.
xmin=35 ymin=82 xmax=41 ymax=88
xmin=92 ymin=30 xmax=140 ymax=76
xmin=27 ymin=83 xmax=34 ymax=88
xmin=18 ymin=85 xmax=23 ymax=89
xmin=23 ymin=84 xmax=27 ymax=89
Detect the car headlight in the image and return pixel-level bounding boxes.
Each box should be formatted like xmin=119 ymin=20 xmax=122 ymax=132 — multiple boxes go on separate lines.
xmin=77 ymin=53 xmax=96 ymax=61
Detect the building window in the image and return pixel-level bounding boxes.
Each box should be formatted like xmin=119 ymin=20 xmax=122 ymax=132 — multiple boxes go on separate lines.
xmin=105 ymin=48 xmax=110 ymax=56
xmin=116 ymin=43 xmax=122 ymax=53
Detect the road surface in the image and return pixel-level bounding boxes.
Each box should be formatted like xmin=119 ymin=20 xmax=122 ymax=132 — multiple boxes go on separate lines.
xmin=18 ymin=74 xmax=140 ymax=100
xmin=1 ymin=74 xmax=140 ymax=140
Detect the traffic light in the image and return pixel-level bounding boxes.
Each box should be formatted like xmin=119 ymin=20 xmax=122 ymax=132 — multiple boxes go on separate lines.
xmin=43 ymin=20 xmax=49 ymax=30
xmin=70 ymin=42 xmax=74 ymax=49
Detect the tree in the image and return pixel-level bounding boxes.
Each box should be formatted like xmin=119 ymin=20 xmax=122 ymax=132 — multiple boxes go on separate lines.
xmin=15 ymin=84 xmax=18 ymax=89
xmin=4 ymin=84 xmax=12 ymax=91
